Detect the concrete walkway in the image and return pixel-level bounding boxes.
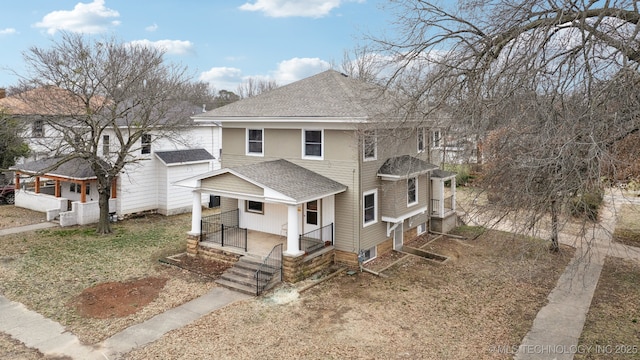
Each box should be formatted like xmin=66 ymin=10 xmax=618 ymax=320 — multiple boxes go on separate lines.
xmin=0 ymin=287 xmax=250 ymax=359
xmin=0 ymin=221 xmax=58 ymax=236
xmin=513 ymin=194 xmax=638 ymax=360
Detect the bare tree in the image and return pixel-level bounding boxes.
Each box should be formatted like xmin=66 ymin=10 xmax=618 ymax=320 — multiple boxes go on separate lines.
xmin=373 ymin=0 xmax=640 ymax=249
xmin=18 ymin=32 xmax=208 ymax=234
xmin=236 ymin=77 xmax=278 ymax=98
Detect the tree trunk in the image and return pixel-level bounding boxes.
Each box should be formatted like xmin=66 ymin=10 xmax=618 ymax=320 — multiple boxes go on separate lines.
xmin=549 ymin=198 xmax=559 ymax=252
xmin=96 ymin=177 xmax=112 ymax=234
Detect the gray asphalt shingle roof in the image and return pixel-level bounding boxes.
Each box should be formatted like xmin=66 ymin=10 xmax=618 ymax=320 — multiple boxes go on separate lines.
xmin=231 ymin=159 xmax=347 ymax=203
xmin=431 ymin=169 xmax=457 ymax=179
xmin=192 ymin=69 xmax=403 ymax=120
xmin=12 ymin=157 xmax=97 ymax=180
xmin=377 ymin=155 xmax=438 ymax=178
xmin=155 ymin=149 xmax=214 ymax=165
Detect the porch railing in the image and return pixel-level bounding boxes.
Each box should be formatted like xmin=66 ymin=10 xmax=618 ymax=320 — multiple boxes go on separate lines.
xmin=255 ymin=243 xmax=283 ymax=296
xmin=299 ymin=223 xmax=334 ymax=255
xmin=201 ymin=209 xmax=247 ymax=251
xmin=431 ymin=196 xmax=454 ymax=217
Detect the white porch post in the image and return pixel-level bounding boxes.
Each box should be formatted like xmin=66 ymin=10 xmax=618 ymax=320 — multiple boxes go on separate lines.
xmin=284 ymin=204 xmax=304 ymax=256
xmin=190 ymin=191 xmax=202 ymax=235
xmin=450 ymin=177 xmax=456 ymax=212
xmin=439 ymin=180 xmax=445 ymax=216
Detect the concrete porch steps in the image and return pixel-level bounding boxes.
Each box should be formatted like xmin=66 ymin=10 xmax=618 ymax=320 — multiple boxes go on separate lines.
xmin=215 ymin=256 xmax=280 ymax=296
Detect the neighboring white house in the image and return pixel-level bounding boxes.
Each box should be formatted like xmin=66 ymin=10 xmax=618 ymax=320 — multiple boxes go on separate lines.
xmin=1 ymin=87 xmax=222 ymax=226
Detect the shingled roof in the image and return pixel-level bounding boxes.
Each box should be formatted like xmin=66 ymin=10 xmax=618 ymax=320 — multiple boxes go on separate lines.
xmin=155 ymin=149 xmax=214 ymax=165
xmin=377 ymin=155 xmax=438 ymax=179
xmin=11 ymin=157 xmax=97 ymax=180
xmin=192 ymin=69 xmax=404 ymax=121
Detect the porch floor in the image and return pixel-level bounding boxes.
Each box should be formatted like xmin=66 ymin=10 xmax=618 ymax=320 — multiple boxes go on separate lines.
xmin=200 ymin=230 xmax=286 ymax=258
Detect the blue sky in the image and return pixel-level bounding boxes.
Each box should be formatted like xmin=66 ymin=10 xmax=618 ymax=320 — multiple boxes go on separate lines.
xmin=0 ymin=0 xmax=392 ymax=92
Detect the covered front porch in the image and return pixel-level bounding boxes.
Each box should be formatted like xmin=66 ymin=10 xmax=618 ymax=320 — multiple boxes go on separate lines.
xmin=179 ymin=159 xmax=347 ymax=259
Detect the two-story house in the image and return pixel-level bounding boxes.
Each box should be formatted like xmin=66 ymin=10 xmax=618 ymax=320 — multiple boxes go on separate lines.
xmin=180 ymin=70 xmax=457 ymax=281
xmin=0 ymin=87 xmax=222 ymax=225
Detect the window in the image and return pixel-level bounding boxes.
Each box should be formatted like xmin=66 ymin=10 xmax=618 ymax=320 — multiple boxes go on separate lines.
xmin=32 ymin=120 xmax=44 ymax=137
xmin=417 ymin=222 xmax=427 ymax=235
xmin=363 ymin=189 xmax=377 ymax=226
xmin=363 ymin=130 xmax=377 ymax=160
xmin=306 ymin=200 xmax=319 ymax=225
xmin=432 ymin=129 xmax=441 ymax=148
xmin=417 ymin=128 xmax=426 ymax=153
xmin=303 ymin=129 xmax=323 ymax=158
xmin=141 ymin=133 xmax=152 ymax=154
xmin=247 ymin=129 xmax=263 ymax=155
xmin=359 ymin=246 xmax=377 ymax=263
xmin=407 ymin=177 xmax=417 ymax=205
xmin=70 ymin=183 xmax=77 ymax=193
xmin=246 ymin=200 xmax=264 ymax=214
xmin=102 ymin=135 xmax=110 ymax=155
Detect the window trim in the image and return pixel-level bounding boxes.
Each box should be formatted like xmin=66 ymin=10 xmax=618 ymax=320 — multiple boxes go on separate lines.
xmin=246 ymin=128 xmax=264 ymax=156
xmin=407 ymin=176 xmax=418 ymax=206
xmin=102 ymin=135 xmax=110 ymax=156
xmin=245 ymin=200 xmax=264 ymax=214
xmin=360 ymin=246 xmax=377 ymax=263
xmin=141 ymin=133 xmax=152 ymax=154
xmin=417 ymin=128 xmax=426 ymax=153
xmin=302 ymin=129 xmax=324 ymax=160
xmin=432 ymin=129 xmax=442 ymax=148
xmin=363 ymin=189 xmax=378 ymax=227
xmin=32 ymin=120 xmax=44 ymax=138
xmin=363 ymin=130 xmax=377 ymax=161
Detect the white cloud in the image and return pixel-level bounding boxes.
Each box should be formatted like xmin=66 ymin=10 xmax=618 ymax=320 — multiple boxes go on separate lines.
xmin=199 ymin=67 xmax=244 ymax=91
xmin=145 ymin=23 xmax=158 ymax=32
xmin=128 ymin=39 xmax=194 ymax=55
xmin=239 ymin=0 xmax=360 ymax=18
xmin=0 ymin=28 xmax=17 ymax=36
xmin=34 ymin=0 xmax=120 ymax=35
xmin=270 ymin=57 xmax=331 ymax=83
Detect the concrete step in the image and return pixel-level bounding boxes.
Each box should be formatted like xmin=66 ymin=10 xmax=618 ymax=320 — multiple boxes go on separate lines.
xmin=215 ymin=278 xmax=257 ymax=296
xmin=235 ymin=258 xmax=279 ymax=275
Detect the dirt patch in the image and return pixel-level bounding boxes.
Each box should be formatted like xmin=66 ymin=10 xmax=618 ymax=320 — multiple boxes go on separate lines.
xmin=69 ymin=277 xmax=168 ymax=319
xmin=162 ymin=253 xmax=234 ymax=278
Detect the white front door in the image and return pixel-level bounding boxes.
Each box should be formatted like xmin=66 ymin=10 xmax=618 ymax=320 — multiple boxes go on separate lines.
xmin=303 ymin=199 xmax=321 ymax=234
xmin=393 ymin=222 xmax=404 ymax=250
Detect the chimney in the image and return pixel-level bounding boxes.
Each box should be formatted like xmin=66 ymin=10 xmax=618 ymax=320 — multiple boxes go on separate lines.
xmin=0 ymin=88 xmax=5 ymax=99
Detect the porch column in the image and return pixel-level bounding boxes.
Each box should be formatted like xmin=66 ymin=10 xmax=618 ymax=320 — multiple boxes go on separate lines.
xmin=189 ymin=191 xmax=202 ymax=235
xmin=450 ymin=178 xmax=456 ymax=212
xmin=438 ymin=180 xmax=445 ymax=216
xmin=34 ymin=177 xmax=40 ymax=194
xmin=284 ymin=204 xmax=304 ymax=256
xmin=14 ymin=174 xmax=20 ymax=190
xmin=54 ymin=180 xmax=61 ymax=197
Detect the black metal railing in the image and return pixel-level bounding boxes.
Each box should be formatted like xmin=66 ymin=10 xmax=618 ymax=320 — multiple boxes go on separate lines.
xmin=201 ymin=209 xmax=247 ymax=251
xmin=299 ymin=223 xmax=334 ymax=255
xmin=255 ymin=243 xmax=283 ymax=295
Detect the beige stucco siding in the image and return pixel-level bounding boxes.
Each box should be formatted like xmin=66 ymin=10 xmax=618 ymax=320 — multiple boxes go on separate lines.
xmin=201 ymin=172 xmax=263 ymax=196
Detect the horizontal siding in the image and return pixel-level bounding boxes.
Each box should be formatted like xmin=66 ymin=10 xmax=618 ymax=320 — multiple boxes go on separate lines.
xmin=201 ymin=173 xmax=263 ymax=196
xmin=118 ymin=158 xmax=158 ymax=214
xmin=163 ymin=163 xmax=211 ymax=215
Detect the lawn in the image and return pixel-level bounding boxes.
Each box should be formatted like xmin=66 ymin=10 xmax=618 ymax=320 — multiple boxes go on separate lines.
xmin=127 ymin=229 xmax=575 ymax=360
xmin=0 ymin=209 xmax=217 ymax=344
xmin=613 ymin=203 xmax=640 ymax=247
xmin=0 ymin=207 xmax=577 ymax=359
xmin=576 ymin=257 xmax=640 ymax=359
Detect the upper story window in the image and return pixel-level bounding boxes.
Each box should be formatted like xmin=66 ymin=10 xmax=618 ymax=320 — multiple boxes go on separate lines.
xmin=303 ymin=129 xmax=323 ymax=159
xmin=32 ymin=120 xmax=44 ymax=138
xmin=407 ymin=177 xmax=417 ymax=206
xmin=417 ymin=128 xmax=426 ymax=153
xmin=141 ymin=133 xmax=152 ymax=154
xmin=363 ymin=189 xmax=378 ymax=227
xmin=247 ymin=129 xmax=264 ymax=156
xmin=432 ymin=129 xmax=442 ymax=148
xmin=102 ymin=135 xmax=110 ymax=156
xmin=363 ymin=130 xmax=377 ymax=161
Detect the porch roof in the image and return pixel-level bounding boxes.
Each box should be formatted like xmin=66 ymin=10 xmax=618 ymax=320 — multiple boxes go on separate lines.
xmin=431 ymin=169 xmax=457 ymax=180
xmin=377 ymin=155 xmax=438 ymax=180
xmin=155 ymin=148 xmax=214 ymax=166
xmin=11 ymin=157 xmax=98 ymax=181
xmin=191 ymin=159 xmax=347 ymax=204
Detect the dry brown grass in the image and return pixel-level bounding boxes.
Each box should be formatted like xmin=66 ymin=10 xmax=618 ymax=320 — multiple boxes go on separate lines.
xmin=0 ymin=206 xmax=47 ymax=230
xmin=576 ymin=257 xmax=640 ymax=360
xmin=613 ymin=203 xmax=640 ymax=247
xmin=127 ymin=230 xmax=574 ymax=360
